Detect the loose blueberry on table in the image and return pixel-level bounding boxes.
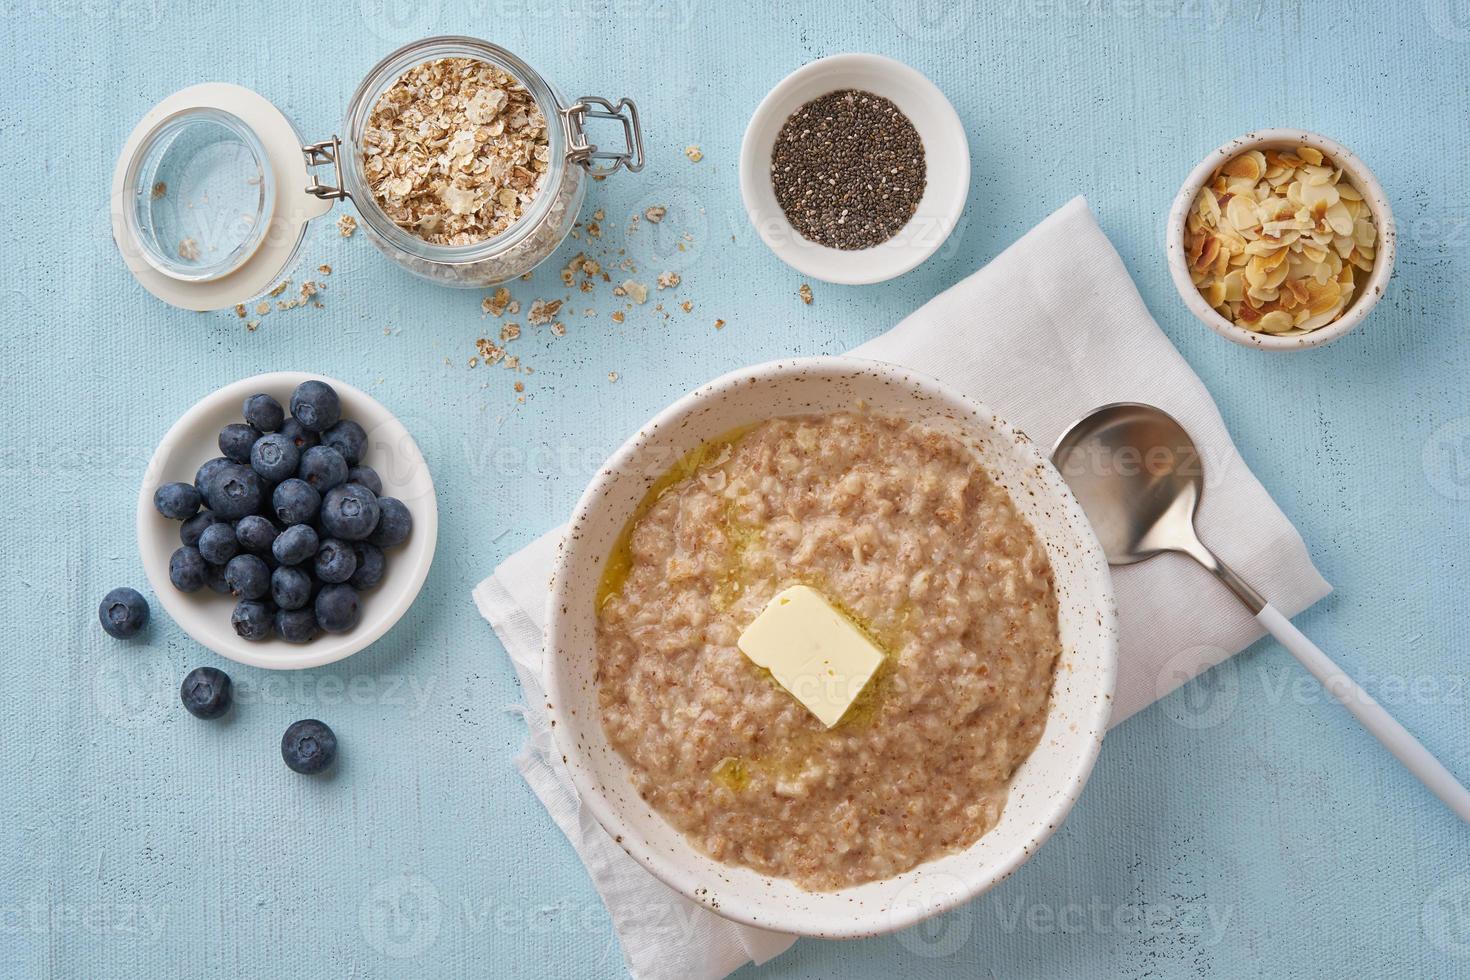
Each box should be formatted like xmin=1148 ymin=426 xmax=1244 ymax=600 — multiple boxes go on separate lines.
xmin=98 ymin=587 xmax=149 ymax=638
xmin=179 ymin=666 xmax=232 ymax=719
xmin=281 ymin=719 xmax=337 ymax=774
xmin=152 ymin=379 xmax=413 ymax=644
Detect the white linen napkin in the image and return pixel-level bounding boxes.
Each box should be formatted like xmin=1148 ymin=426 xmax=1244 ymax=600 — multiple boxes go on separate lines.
xmin=471 ymin=196 xmax=1331 ymax=979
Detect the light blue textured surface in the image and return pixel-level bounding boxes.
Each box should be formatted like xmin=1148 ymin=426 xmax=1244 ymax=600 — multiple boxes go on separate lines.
xmin=3 ymin=2 xmax=1468 ymax=976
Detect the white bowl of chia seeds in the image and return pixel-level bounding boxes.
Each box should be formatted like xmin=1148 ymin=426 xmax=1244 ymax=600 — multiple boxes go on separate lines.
xmin=740 ymin=53 xmax=970 ymax=285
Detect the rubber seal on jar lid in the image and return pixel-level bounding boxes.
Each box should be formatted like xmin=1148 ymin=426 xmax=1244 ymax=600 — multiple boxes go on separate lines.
xmin=111 ymin=83 xmax=335 ymax=311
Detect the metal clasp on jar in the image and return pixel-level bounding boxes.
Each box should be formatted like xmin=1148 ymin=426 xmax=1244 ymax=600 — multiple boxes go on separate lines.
xmin=303 ymin=136 xmax=351 ymax=201
xmin=562 ymin=97 xmax=644 ymax=177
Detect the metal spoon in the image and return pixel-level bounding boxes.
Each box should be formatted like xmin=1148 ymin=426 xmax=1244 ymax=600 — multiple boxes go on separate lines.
xmin=1053 ymin=402 xmax=1470 ymax=822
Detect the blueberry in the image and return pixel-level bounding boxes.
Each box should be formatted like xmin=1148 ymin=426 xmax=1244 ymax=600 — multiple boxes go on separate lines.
xmin=314 ymin=538 xmax=357 ymax=584
xmin=169 ymin=546 xmax=208 ymax=593
xmin=271 ymin=565 xmax=313 ymax=611
xmin=98 ymin=587 xmax=149 ymax=638
xmin=243 ymin=393 xmax=285 ymax=433
xmin=231 ymin=599 xmax=274 ymax=641
xmin=368 ymin=497 xmax=413 ymax=548
xmin=281 ymin=719 xmax=337 ymax=773
xmin=349 ymin=543 xmax=386 ymax=591
xmin=206 ymin=562 xmax=231 ymax=595
xmin=224 ymin=554 xmax=271 ymax=600
xmin=299 ymin=445 xmax=348 ymax=493
xmin=321 ymin=419 xmax=368 ymax=467
xmin=234 ymin=514 xmax=278 ymax=553
xmin=153 ymin=482 xmax=201 ymax=520
xmin=346 ymin=465 xmax=383 ymax=496
xmin=219 ymin=423 xmax=262 ymax=463
xmin=272 ymin=478 xmax=321 ymax=526
xmin=314 ymin=583 xmax=360 ymax=633
xmin=180 ymin=666 xmax=232 ymax=719
xmin=271 ymin=523 xmax=319 ymax=566
xmin=200 ymin=463 xmax=262 ymax=520
xmin=290 ymin=380 xmax=341 ymax=433
xmin=275 ymin=607 xmax=318 ymax=644
xmin=321 ymin=483 xmax=380 ymax=541
xmin=180 ymin=510 xmax=225 ymax=547
xmin=279 ymin=417 xmax=320 ymax=452
xmin=250 ymin=432 xmax=299 ymax=483
xmin=196 ymin=522 xmax=239 ymax=565
xmin=194 ymin=457 xmax=232 ymax=497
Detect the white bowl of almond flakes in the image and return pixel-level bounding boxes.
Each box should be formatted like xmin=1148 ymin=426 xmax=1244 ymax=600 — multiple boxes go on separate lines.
xmin=1166 ymin=129 xmax=1395 ymax=350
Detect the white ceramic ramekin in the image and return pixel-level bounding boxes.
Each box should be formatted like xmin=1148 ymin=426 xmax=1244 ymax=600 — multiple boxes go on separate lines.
xmin=542 ymin=356 xmax=1117 ymax=938
xmin=1165 ymin=129 xmax=1396 ymax=350
xmin=739 ymin=54 xmax=970 ymax=285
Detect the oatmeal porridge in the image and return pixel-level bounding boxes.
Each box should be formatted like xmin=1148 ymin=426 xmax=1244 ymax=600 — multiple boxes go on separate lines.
xmin=594 ymin=411 xmax=1062 ymax=890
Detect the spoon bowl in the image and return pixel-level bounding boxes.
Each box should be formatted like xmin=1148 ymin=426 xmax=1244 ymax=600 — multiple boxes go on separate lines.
xmin=1051 ymin=403 xmax=1204 ymax=566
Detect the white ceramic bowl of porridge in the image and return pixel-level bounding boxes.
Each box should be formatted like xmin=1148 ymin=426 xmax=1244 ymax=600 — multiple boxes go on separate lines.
xmin=544 ymin=357 xmax=1116 ymax=938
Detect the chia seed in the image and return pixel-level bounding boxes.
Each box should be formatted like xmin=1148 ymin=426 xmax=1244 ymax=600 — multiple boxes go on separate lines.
xmin=770 ymin=89 xmax=927 ymax=250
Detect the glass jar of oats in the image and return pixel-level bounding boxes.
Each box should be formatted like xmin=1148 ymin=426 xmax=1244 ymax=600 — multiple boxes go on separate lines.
xmin=111 ymin=36 xmax=643 ymax=311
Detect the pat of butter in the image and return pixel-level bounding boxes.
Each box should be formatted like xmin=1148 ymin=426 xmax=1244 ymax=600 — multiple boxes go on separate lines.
xmin=737 ymin=585 xmax=885 ymax=728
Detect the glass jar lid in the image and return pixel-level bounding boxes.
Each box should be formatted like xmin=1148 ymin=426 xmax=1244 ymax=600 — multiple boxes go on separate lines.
xmin=111 ymin=83 xmax=333 ymax=311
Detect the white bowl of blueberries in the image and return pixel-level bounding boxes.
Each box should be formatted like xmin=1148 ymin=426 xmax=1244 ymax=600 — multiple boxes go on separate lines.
xmin=132 ymin=373 xmax=437 ymax=670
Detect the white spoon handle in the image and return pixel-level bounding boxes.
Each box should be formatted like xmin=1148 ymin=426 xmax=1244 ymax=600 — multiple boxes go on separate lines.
xmin=1257 ymin=604 xmax=1470 ymax=822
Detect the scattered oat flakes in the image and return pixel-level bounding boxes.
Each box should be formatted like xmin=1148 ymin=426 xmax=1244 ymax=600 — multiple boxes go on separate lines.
xmin=680 ymin=300 xmax=693 ymax=313
xmin=337 ymin=214 xmax=357 ymax=237
xmin=255 ymin=301 xmax=271 ymax=315
xmin=656 ymin=271 xmax=681 ymax=290
xmin=483 ymin=286 xmax=511 ymax=316
xmin=593 ymin=209 xmax=605 ymax=221
xmin=476 ymin=338 xmax=507 ymax=364
xmin=500 ymin=322 xmax=521 ymax=342
xmin=318 ymin=264 xmax=332 ymax=276
xmin=514 ymin=381 xmax=525 ymax=393
xmin=508 ymin=300 xmax=520 ymax=315
xmin=684 ymin=145 xmax=703 ymax=163
xmin=268 ymin=279 xmax=291 ymax=297
xmin=363 ymin=57 xmax=549 ymax=245
xmin=246 ymin=320 xmax=260 ymax=331
xmin=152 ymin=182 xmax=167 ymax=199
xmin=551 ymin=321 xmax=567 ymax=336
xmin=620 ymin=280 xmax=649 ymax=304
xmin=178 ymin=238 xmax=200 ymax=261
xmin=608 ymin=371 xmax=619 ymax=382
xmin=644 ymin=205 xmax=666 ymax=223
xmin=234 ymin=304 xmax=247 ymax=319
xmin=527 ymin=298 xmax=562 ymax=325
xmin=714 ymin=318 xmax=726 ymax=330
xmin=611 ymin=310 xmax=625 ymax=323
xmin=469 ymin=356 xmax=479 ymax=368
xmin=585 ymin=221 xmax=601 ymax=238
xmin=798 ymin=283 xmax=814 ymax=305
